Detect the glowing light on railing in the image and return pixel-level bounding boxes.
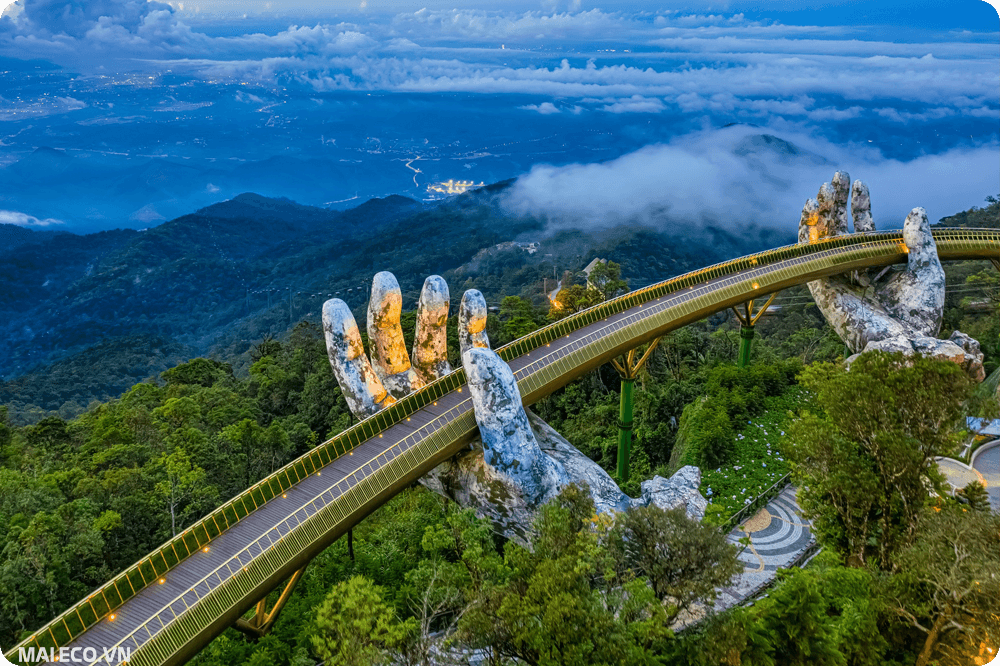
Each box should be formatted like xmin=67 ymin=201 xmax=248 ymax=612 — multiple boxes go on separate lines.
xmin=158 ymin=578 xmax=165 ymax=584
xmin=109 ymin=614 xmax=116 ymax=621
xmin=203 ymin=547 xmax=210 ymax=553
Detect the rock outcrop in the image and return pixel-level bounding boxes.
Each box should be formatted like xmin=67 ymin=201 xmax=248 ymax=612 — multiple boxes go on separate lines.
xmin=633 ymin=466 xmax=708 ymax=521
xmin=326 ymin=271 xmax=710 ymax=543
xmin=799 ymin=171 xmax=984 ymax=381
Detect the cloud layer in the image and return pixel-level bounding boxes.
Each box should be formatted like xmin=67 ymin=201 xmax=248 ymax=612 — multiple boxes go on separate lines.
xmin=0 ymin=209 xmax=63 ymax=226
xmin=0 ymin=2 xmax=996 ymax=235
xmin=503 ymin=125 xmax=1000 ymax=232
xmin=0 ymin=3 xmax=995 ymax=131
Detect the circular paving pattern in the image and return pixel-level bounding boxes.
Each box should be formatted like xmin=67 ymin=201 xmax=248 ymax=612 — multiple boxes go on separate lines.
xmin=938 ymin=457 xmax=984 ymax=488
xmin=710 ymin=486 xmax=817 ymax=614
xmin=741 ymin=507 xmax=773 ymax=533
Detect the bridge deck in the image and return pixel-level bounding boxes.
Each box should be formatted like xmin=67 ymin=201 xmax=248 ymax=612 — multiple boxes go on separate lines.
xmin=51 ymin=298 xmax=640 ymax=665
xmin=9 ymin=229 xmax=998 ymax=666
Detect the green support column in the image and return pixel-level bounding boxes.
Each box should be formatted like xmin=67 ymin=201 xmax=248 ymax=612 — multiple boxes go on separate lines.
xmin=617 ymin=378 xmax=635 ymax=483
xmin=611 ymin=338 xmax=660 ymax=485
xmin=738 ymin=325 xmax=755 ymax=368
xmin=733 ymin=293 xmax=776 ymax=370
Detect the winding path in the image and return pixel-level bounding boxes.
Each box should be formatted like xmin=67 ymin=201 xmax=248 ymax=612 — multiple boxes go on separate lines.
xmin=976 ymin=445 xmax=1000 ymax=510
xmin=938 ymin=440 xmax=1000 ymax=511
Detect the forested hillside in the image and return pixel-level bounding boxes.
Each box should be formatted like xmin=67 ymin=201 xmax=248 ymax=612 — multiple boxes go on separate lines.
xmin=1 ymin=260 xmax=996 ymax=663
xmin=0 ymin=183 xmax=789 ymax=424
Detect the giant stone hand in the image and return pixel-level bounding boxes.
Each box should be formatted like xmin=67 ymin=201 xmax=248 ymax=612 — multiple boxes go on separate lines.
xmin=799 ymin=171 xmax=984 ymax=380
xmin=323 ymin=273 xmax=704 ymax=541
xmin=323 ymin=273 xmax=630 ymax=541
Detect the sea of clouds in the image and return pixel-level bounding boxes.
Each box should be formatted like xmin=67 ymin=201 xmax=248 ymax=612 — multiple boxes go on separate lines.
xmin=503 ymin=124 xmax=1000 ymax=232
xmin=0 ymin=0 xmax=996 ymax=231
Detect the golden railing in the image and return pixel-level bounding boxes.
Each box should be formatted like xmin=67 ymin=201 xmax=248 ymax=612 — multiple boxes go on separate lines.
xmin=6 ymin=228 xmax=997 ymax=665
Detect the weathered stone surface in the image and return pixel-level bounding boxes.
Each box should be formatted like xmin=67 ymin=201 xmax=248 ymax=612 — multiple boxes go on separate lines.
xmin=947 ymin=331 xmax=986 ymax=382
xmin=418 ymin=439 xmax=539 ymax=544
xmin=633 ymin=466 xmax=708 ymax=521
xmin=322 ymin=298 xmax=395 ymax=419
xmin=423 ymin=352 xmax=637 ymax=542
xmin=528 ymin=410 xmax=631 ymax=515
xmin=851 ymin=179 xmax=874 ymax=232
xmin=464 ymin=347 xmax=568 ymax=509
xmin=830 ymin=171 xmax=851 ymax=235
xmin=412 ymin=275 xmax=452 ymax=383
xmin=879 ymin=208 xmax=945 ymax=337
xmin=368 ymin=271 xmax=422 ymax=397
xmin=459 ymin=289 xmax=490 ymax=355
xmin=847 ymin=332 xmax=987 ymax=383
xmin=799 ymin=172 xmax=983 ymax=381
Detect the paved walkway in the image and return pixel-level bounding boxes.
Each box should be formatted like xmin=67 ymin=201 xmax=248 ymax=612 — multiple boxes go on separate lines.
xmin=938 ymin=440 xmax=1000 ymax=511
xmin=713 ymin=486 xmax=816 ymax=611
xmin=676 ymin=486 xmax=814 ymax=628
xmin=973 ymin=445 xmax=1000 ymax=511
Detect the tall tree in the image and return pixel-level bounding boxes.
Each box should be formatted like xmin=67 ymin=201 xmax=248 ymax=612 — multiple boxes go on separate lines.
xmin=787 ymin=352 xmax=971 ymax=569
xmin=587 ymin=260 xmax=629 ymax=301
xmin=890 ymin=505 xmax=1000 ymax=666
xmin=311 ymin=575 xmax=416 ymax=666
xmin=153 ymin=448 xmax=214 ymax=536
xmin=609 ymin=504 xmax=742 ymax=624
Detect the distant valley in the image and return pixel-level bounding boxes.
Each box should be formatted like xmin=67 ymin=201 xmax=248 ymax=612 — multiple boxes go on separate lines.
xmin=0 ymin=180 xmax=792 ymax=423
xmin=2 ymin=129 xmax=995 ymax=424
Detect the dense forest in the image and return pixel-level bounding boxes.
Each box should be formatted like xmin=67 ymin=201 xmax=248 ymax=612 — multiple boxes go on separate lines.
xmin=0 ymin=182 xmax=790 ymax=424
xmin=0 ymin=196 xmax=998 ymax=664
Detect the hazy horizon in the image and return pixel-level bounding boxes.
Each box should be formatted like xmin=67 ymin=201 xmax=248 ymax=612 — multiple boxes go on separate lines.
xmin=0 ymin=0 xmax=996 ymax=234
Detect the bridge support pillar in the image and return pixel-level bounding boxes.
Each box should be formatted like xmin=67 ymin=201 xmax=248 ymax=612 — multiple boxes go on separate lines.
xmin=235 ymin=566 xmax=306 ymax=638
xmin=731 ymin=293 xmax=777 ymax=369
xmin=617 ymin=378 xmax=635 ymax=483
xmin=611 ymin=338 xmax=661 ymax=485
xmin=738 ymin=326 xmax=755 ymax=369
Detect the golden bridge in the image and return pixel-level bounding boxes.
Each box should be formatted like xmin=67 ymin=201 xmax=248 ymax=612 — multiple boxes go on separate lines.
xmin=7 ymin=228 xmax=998 ymax=666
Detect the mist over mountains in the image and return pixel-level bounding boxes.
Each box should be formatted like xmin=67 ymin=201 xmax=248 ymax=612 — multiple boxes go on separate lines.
xmin=0 ymin=174 xmax=799 ymax=422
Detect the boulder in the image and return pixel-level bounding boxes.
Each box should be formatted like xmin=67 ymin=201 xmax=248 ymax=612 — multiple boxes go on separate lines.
xmin=634 ymin=466 xmax=708 ymax=521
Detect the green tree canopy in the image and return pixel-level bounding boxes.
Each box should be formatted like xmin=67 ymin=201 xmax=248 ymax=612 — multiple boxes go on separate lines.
xmin=787 ymin=352 xmax=972 ymax=569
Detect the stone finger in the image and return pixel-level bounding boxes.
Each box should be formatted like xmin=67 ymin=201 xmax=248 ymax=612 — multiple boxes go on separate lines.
xmin=322 ymin=298 xmax=396 ymax=419
xmin=412 ymin=275 xmax=453 ymax=383
xmin=851 ymin=180 xmax=874 ymax=232
xmin=877 ymin=207 xmax=945 ymax=337
xmin=830 ymin=171 xmax=851 ymax=235
xmin=798 ymin=198 xmax=821 ymax=244
xmin=459 ymin=289 xmax=490 ymax=355
xmin=463 ymin=347 xmax=566 ymax=508
xmin=368 ymin=271 xmax=422 ymax=398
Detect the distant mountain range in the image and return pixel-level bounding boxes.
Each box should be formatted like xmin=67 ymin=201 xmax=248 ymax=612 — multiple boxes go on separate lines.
xmin=4 ymin=133 xmax=992 ymax=425
xmin=0 ymin=180 xmax=793 ymax=422
xmin=0 ymin=123 xmax=827 ymax=235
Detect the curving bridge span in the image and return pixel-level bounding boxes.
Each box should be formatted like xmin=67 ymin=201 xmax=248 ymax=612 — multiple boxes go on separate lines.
xmin=7 ymin=228 xmax=998 ymax=666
